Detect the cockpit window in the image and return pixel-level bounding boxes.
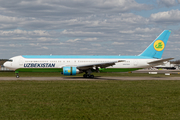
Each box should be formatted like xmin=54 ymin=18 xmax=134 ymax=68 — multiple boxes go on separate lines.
xmin=7 ymin=59 xmax=13 ymax=62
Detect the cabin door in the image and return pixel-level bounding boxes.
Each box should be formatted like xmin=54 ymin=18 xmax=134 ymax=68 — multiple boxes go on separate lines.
xmin=19 ymin=58 xmax=23 ymax=66
xmin=134 ymin=61 xmax=138 ymax=66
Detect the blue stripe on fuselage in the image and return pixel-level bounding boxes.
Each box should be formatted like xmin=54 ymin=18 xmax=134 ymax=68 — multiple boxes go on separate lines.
xmin=22 ymin=55 xmax=153 ymax=59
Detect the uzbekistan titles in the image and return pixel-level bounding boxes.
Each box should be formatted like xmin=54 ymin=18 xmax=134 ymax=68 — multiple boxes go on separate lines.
xmin=24 ymin=63 xmax=55 ymax=68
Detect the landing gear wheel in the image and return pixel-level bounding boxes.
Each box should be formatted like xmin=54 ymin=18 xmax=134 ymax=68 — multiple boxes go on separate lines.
xmin=86 ymin=74 xmax=90 ymax=78
xmin=83 ymin=74 xmax=87 ymax=78
xmin=90 ymin=75 xmax=94 ymax=78
xmin=83 ymin=74 xmax=94 ymax=78
xmin=15 ymin=72 xmax=19 ymax=78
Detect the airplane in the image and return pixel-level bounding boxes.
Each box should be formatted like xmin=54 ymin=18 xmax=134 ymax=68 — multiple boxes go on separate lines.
xmin=4 ymin=30 xmax=173 ymax=78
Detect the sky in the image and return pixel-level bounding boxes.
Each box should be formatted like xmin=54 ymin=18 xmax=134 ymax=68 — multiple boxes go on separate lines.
xmin=0 ymin=0 xmax=180 ymax=60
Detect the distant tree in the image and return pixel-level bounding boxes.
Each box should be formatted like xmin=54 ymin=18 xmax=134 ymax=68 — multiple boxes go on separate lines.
xmin=0 ymin=59 xmax=9 ymax=66
xmin=171 ymin=60 xmax=180 ymax=64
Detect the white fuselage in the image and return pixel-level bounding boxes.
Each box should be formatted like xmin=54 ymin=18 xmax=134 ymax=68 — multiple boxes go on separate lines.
xmin=4 ymin=55 xmax=158 ymax=71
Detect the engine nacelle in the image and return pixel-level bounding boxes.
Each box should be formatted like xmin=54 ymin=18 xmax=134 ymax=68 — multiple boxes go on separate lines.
xmin=62 ymin=66 xmax=80 ymax=75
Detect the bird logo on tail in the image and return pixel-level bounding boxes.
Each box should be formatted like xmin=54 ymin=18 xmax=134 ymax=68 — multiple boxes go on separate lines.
xmin=154 ymin=40 xmax=165 ymax=51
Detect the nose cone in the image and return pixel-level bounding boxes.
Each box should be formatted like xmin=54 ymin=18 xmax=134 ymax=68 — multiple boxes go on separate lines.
xmin=3 ymin=62 xmax=10 ymax=68
xmin=3 ymin=62 xmax=7 ymax=67
xmin=3 ymin=59 xmax=15 ymax=70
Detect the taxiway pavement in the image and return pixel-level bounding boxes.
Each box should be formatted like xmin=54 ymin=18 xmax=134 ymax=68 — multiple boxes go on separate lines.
xmin=0 ymin=76 xmax=180 ymax=80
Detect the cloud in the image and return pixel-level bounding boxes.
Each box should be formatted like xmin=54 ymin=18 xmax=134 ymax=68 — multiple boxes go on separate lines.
xmin=0 ymin=29 xmax=50 ymax=37
xmin=112 ymin=42 xmax=125 ymax=45
xmin=47 ymin=0 xmax=151 ymax=13
xmin=0 ymin=0 xmax=178 ymax=60
xmin=119 ymin=30 xmax=134 ymax=34
xmin=41 ymin=46 xmax=49 ymax=49
xmin=62 ymin=30 xmax=104 ymax=37
xmin=80 ymin=48 xmax=89 ymax=51
xmin=84 ymin=38 xmax=98 ymax=41
xmin=37 ymin=37 xmax=58 ymax=42
xmin=157 ymin=0 xmax=177 ymax=7
xmin=150 ymin=9 xmax=180 ymax=24
xmin=0 ymin=15 xmax=23 ymax=23
xmin=119 ymin=28 xmax=160 ymax=34
xmin=67 ymin=38 xmax=81 ymax=42
xmin=91 ymin=44 xmax=101 ymax=47
xmin=92 ymin=0 xmax=151 ymax=12
xmin=0 ymin=0 xmax=151 ymax=19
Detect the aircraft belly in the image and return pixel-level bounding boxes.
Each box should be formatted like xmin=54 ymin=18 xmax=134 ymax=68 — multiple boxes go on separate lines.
xmin=15 ymin=68 xmax=63 ymax=72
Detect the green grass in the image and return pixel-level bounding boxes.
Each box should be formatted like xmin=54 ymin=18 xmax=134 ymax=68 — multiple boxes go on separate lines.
xmin=0 ymin=80 xmax=180 ymax=119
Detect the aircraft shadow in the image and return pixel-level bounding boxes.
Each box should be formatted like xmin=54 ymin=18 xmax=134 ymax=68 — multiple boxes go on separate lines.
xmin=61 ymin=76 xmax=124 ymax=80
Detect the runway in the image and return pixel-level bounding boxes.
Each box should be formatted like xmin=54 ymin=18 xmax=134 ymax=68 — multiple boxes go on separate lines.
xmin=0 ymin=69 xmax=180 ymax=80
xmin=0 ymin=76 xmax=180 ymax=80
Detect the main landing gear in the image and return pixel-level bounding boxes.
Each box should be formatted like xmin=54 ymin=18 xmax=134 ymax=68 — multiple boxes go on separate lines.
xmin=83 ymin=74 xmax=94 ymax=78
xmin=83 ymin=69 xmax=94 ymax=78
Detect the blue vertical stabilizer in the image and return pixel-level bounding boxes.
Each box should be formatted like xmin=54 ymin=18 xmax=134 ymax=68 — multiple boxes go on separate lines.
xmin=139 ymin=30 xmax=171 ymax=59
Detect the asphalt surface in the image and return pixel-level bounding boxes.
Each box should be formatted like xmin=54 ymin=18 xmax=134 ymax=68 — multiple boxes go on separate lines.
xmin=133 ymin=69 xmax=180 ymax=74
xmin=0 ymin=69 xmax=180 ymax=80
xmin=0 ymin=76 xmax=180 ymax=80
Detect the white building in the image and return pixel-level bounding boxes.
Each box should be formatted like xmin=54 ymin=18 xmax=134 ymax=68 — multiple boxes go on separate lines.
xmin=155 ymin=61 xmax=176 ymax=70
xmin=0 ymin=65 xmax=11 ymax=71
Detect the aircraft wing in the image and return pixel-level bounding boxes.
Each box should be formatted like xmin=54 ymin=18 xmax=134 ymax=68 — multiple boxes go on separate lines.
xmin=148 ymin=58 xmax=174 ymax=66
xmin=76 ymin=60 xmax=125 ymax=70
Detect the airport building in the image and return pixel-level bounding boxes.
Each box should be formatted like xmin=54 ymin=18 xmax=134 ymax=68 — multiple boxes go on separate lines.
xmin=0 ymin=65 xmax=11 ymax=71
xmin=0 ymin=59 xmax=12 ymax=71
xmin=155 ymin=61 xmax=176 ymax=70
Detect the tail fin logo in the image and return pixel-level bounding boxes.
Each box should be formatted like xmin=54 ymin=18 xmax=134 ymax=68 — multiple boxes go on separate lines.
xmin=154 ymin=40 xmax=165 ymax=51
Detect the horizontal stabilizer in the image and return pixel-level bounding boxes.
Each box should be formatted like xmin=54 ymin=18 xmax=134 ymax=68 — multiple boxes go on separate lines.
xmin=148 ymin=58 xmax=174 ymax=65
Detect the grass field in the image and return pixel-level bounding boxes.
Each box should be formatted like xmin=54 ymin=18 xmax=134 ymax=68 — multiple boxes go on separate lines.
xmin=0 ymin=80 xmax=180 ymax=120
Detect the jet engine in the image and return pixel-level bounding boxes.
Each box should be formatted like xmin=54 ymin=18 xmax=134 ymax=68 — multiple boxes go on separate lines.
xmin=62 ymin=66 xmax=80 ymax=75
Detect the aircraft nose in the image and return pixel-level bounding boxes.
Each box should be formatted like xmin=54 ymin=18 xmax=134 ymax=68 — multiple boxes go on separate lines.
xmin=3 ymin=62 xmax=10 ymax=67
xmin=3 ymin=62 xmax=7 ymax=67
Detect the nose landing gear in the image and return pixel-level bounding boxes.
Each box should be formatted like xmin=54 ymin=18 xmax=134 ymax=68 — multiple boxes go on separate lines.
xmin=16 ymin=74 xmax=19 ymax=78
xmin=15 ymin=71 xmax=19 ymax=78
